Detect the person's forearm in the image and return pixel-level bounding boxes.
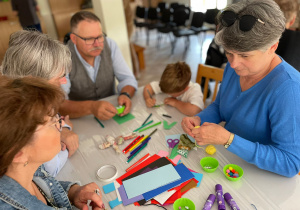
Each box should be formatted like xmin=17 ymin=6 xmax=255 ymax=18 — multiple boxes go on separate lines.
xmin=174 ymin=101 xmax=202 ymax=116
xmin=59 ymin=100 xmax=93 ymax=119
xmin=68 ymin=184 xmax=81 ymax=204
xmin=120 ymin=85 xmax=136 ymax=98
xmin=143 ymin=84 xmax=154 ymax=100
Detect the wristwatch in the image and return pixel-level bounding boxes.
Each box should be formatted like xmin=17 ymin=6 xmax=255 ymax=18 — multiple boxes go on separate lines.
xmin=224 ymin=133 xmax=234 ymax=149
xmin=120 ymin=92 xmax=131 ymax=99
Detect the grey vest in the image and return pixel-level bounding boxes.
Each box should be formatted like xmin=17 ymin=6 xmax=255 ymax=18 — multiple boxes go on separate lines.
xmin=67 ymin=39 xmax=115 ymax=101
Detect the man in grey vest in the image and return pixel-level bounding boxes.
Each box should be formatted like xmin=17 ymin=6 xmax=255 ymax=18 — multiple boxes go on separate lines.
xmin=60 ymin=11 xmax=138 ymax=120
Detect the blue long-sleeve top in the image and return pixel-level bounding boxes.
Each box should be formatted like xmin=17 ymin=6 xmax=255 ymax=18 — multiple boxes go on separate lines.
xmin=196 ymin=59 xmax=300 ymax=177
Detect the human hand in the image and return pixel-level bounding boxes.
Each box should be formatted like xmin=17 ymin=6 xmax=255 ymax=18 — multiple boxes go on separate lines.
xmin=181 ymin=116 xmax=201 ymax=137
xmin=145 ymin=97 xmax=156 ymax=108
xmin=61 ymin=142 xmax=67 ymax=151
xmin=68 ymin=183 xmax=105 ymax=210
xmin=118 ymin=95 xmax=131 ymax=116
xmin=91 ymin=101 xmax=117 ymax=120
xmin=62 ymin=115 xmax=73 ymax=129
xmin=61 ymin=128 xmax=79 ymax=157
xmin=191 ymin=122 xmax=230 ymax=146
xmin=164 ymin=97 xmax=178 ymax=107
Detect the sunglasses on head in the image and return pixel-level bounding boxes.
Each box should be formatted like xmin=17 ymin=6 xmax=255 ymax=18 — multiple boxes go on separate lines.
xmin=220 ymin=10 xmax=265 ymax=32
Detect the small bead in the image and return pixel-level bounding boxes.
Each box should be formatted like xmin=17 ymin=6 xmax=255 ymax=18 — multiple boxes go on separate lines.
xmin=231 ymin=169 xmax=236 ymax=173
xmin=226 ymin=169 xmax=230 ymax=173
xmin=234 ymin=173 xmax=239 ymax=177
xmin=229 ymin=167 xmax=233 ymax=170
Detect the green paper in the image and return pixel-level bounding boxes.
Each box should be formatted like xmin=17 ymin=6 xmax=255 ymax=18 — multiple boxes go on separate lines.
xmin=113 ymin=113 xmax=135 ymax=124
xmin=163 ymin=120 xmax=177 ymax=130
xmin=170 ymin=144 xmax=179 ymax=159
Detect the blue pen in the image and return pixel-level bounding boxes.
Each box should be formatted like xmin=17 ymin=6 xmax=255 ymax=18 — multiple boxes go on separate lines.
xmin=128 ymin=137 xmax=151 ymax=159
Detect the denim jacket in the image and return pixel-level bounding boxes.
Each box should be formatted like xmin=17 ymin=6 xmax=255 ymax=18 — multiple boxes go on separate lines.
xmin=0 ymin=165 xmax=79 ymax=209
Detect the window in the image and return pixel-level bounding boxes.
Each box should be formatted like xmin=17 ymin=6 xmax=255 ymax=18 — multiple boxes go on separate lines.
xmin=191 ymin=0 xmax=227 ymax=12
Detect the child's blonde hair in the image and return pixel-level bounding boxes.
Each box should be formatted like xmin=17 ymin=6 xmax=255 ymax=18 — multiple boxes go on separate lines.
xmin=159 ymin=62 xmax=191 ymax=93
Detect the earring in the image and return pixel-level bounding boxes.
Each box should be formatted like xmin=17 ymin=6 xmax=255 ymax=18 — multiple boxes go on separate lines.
xmin=24 ymin=161 xmax=28 ymax=167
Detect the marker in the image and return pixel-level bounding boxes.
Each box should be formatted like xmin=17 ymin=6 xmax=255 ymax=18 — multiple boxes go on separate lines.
xmin=138 ymin=121 xmax=161 ymax=132
xmin=129 ymin=129 xmax=157 ymax=151
xmin=202 ymin=194 xmax=216 ymax=210
xmin=122 ymin=135 xmax=143 ymax=154
xmin=142 ymin=113 xmax=152 ymax=126
xmin=133 ymin=120 xmax=153 ymax=132
xmin=127 ymin=143 xmax=148 ymax=163
xmin=126 ymin=153 xmax=150 ymax=172
xmin=162 ymin=114 xmax=172 ymax=118
xmin=224 ymin=193 xmax=240 ymax=210
xmin=94 ymin=116 xmax=104 ymax=128
xmin=215 ymin=184 xmax=226 ymax=210
xmin=147 ymin=89 xmax=153 ymax=99
xmin=129 ymin=137 xmax=151 ymax=156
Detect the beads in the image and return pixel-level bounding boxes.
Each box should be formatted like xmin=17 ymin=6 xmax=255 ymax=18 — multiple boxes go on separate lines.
xmin=225 ymin=167 xmax=239 ymax=178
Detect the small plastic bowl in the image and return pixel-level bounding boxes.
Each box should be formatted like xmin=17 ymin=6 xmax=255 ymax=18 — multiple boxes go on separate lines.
xmin=223 ymin=164 xmax=244 ymax=181
xmin=200 ymin=157 xmax=219 ymax=173
xmin=173 ymin=198 xmax=195 ymax=210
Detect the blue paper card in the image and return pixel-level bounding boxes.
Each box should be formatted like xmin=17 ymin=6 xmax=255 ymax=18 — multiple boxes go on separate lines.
xmin=103 ymin=182 xmax=115 ymax=194
xmin=123 ymin=164 xmax=180 ymax=199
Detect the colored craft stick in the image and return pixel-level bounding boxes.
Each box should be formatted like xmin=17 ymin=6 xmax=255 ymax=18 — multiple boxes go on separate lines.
xmin=153 ymin=104 xmax=164 ymax=107
xmin=162 ymin=114 xmax=172 ymax=118
xmin=142 ymin=113 xmax=152 ymax=125
xmin=129 ymin=135 xmax=148 ymax=152
xmin=148 ymin=128 xmax=158 ymax=138
xmin=122 ymin=135 xmax=142 ymax=154
xmin=129 ymin=137 xmax=151 ymax=156
xmin=126 ymin=153 xmax=150 ymax=172
xmin=133 ymin=120 xmax=153 ymax=132
xmin=126 ymin=143 xmax=148 ymax=163
xmin=138 ymin=121 xmax=161 ymax=132
xmin=94 ymin=116 xmax=104 ymax=128
xmin=147 ymin=89 xmax=153 ymax=99
xmin=124 ymin=135 xmax=144 ymax=154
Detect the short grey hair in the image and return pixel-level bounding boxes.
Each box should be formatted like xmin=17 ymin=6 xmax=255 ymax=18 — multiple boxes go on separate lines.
xmin=0 ymin=30 xmax=71 ymax=80
xmin=215 ymin=0 xmax=286 ymax=52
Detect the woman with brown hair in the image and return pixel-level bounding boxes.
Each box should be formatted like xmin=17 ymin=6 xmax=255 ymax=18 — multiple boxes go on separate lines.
xmin=0 ymin=76 xmax=105 ymax=209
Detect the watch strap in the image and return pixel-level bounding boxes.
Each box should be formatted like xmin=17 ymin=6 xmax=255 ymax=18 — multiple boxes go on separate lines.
xmin=224 ymin=133 xmax=234 ymax=149
xmin=120 ymin=92 xmax=131 ymax=99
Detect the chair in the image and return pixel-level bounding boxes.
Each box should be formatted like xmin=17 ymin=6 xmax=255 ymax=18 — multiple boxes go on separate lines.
xmin=196 ymin=64 xmax=224 ymax=104
xmin=134 ymin=6 xmax=148 ymax=39
xmin=146 ymin=7 xmax=159 ymax=45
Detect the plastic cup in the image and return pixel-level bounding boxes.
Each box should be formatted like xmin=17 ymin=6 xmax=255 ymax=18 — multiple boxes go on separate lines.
xmin=200 ymin=157 xmax=219 ymax=173
xmin=223 ymin=164 xmax=244 ymax=181
xmin=173 ymin=198 xmax=195 ymax=210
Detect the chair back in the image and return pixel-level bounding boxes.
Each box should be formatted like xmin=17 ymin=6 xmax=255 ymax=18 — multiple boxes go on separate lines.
xmin=147 ymin=7 xmax=158 ymax=20
xmin=157 ymin=2 xmax=167 ymax=12
xmin=191 ymin=12 xmax=205 ymax=28
xmin=196 ymin=64 xmax=224 ymax=104
xmin=204 ymin=9 xmax=219 ymax=24
xmin=173 ymin=7 xmax=190 ymax=27
xmin=136 ymin=6 xmax=147 ymax=19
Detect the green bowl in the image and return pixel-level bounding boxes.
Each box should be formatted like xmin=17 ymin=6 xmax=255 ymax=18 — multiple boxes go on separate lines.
xmin=173 ymin=198 xmax=195 ymax=210
xmin=200 ymin=157 xmax=219 ymax=173
xmin=223 ymin=164 xmax=244 ymax=181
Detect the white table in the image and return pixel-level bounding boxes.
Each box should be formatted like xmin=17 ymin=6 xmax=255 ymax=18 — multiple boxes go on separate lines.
xmin=57 ymin=88 xmax=300 ymax=210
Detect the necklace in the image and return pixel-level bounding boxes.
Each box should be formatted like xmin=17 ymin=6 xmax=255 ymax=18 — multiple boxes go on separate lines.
xmin=33 ymin=182 xmax=58 ymax=209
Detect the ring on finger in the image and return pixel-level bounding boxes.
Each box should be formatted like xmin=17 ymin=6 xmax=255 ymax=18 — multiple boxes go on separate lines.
xmin=95 ymin=189 xmax=100 ymax=196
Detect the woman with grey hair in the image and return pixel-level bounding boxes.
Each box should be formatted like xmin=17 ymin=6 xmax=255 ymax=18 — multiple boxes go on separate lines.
xmin=182 ymin=0 xmax=300 ymax=177
xmin=0 ymin=30 xmax=79 ymax=177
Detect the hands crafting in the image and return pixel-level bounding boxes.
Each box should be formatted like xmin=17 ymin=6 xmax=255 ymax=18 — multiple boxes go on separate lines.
xmin=68 ymin=183 xmax=105 ymax=210
xmin=181 ymin=116 xmax=231 ymax=146
xmin=118 ymin=94 xmax=131 ymax=116
xmin=91 ymin=101 xmax=117 ymax=120
xmin=145 ymin=97 xmax=156 ymax=108
xmin=164 ymin=97 xmax=178 ymax=107
xmin=60 ymin=115 xmax=79 ymax=157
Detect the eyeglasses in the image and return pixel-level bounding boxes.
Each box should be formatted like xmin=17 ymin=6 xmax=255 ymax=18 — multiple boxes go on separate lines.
xmin=220 ymin=10 xmax=265 ymax=32
xmin=73 ymin=33 xmax=105 ymax=45
xmin=51 ymin=113 xmax=62 ymax=132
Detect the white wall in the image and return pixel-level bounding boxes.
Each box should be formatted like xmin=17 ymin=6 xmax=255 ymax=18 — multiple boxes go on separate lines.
xmin=92 ymin=0 xmax=133 ymax=70
xmin=37 ymin=0 xmax=58 ymax=39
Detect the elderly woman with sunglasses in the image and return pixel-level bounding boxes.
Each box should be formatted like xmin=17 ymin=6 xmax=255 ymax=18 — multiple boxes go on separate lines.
xmin=182 ymin=0 xmax=300 ymax=177
xmin=0 ymin=76 xmax=105 ymax=209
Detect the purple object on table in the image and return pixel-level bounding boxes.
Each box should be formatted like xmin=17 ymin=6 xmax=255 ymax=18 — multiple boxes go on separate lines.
xmin=215 ymin=184 xmax=226 ymax=210
xmin=202 ymin=194 xmax=216 ymax=210
xmin=224 ymin=192 xmax=240 ymax=210
xmin=167 ymin=138 xmax=179 ymax=148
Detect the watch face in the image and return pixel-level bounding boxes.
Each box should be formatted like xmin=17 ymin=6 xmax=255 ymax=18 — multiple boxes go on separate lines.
xmin=224 ymin=144 xmax=229 ymax=149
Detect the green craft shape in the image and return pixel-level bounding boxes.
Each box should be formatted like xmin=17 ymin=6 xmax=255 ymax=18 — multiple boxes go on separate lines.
xmin=163 ymin=120 xmax=177 ymax=130
xmin=113 ymin=113 xmax=135 ymax=124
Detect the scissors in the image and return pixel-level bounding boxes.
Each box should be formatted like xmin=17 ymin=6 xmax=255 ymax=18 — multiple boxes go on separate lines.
xmin=167 ymin=138 xmax=179 ymax=149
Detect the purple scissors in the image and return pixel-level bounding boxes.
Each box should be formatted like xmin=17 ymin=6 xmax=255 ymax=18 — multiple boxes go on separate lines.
xmin=167 ymin=139 xmax=179 ymax=148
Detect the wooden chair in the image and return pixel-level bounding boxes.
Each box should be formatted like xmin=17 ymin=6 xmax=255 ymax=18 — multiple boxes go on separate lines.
xmin=196 ymin=64 xmax=224 ymax=104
